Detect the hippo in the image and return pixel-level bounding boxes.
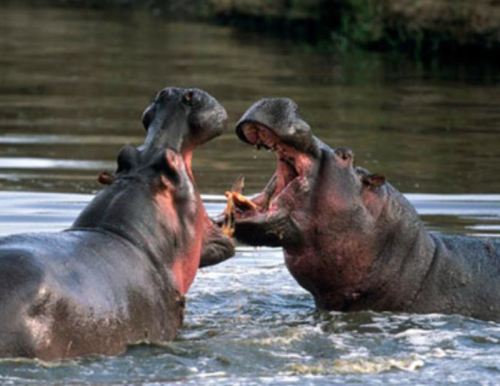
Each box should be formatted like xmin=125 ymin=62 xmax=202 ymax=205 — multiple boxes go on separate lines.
xmin=228 ymin=98 xmax=500 ymax=321
xmin=0 ymin=87 xmax=234 ymax=360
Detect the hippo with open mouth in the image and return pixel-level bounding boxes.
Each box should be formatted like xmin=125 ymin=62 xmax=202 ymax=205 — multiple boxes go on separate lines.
xmin=228 ymin=98 xmax=500 ymax=321
xmin=0 ymin=87 xmax=234 ymax=360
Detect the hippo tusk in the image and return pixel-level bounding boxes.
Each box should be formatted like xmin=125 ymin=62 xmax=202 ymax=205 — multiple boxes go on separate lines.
xmin=222 ymin=176 xmax=257 ymax=237
xmin=222 ymin=191 xmax=236 ymax=237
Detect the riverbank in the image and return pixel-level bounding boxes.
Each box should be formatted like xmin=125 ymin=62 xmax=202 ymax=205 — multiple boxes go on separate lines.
xmin=213 ymin=0 xmax=500 ymax=57
xmin=7 ymin=0 xmax=500 ymax=56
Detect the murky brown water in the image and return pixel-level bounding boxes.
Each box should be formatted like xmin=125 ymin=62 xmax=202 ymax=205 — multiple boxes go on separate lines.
xmin=1 ymin=4 xmax=499 ymax=195
xmin=1 ymin=4 xmax=500 ymax=385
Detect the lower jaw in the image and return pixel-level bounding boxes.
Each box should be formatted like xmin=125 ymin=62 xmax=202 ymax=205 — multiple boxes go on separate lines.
xmin=180 ymin=150 xmax=198 ymax=184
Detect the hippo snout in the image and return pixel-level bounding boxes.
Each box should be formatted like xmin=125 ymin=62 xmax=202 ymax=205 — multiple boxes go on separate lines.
xmin=141 ymin=87 xmax=228 ymax=153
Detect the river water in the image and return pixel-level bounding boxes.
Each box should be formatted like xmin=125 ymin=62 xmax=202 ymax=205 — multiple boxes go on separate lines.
xmin=0 ymin=4 xmax=500 ymax=385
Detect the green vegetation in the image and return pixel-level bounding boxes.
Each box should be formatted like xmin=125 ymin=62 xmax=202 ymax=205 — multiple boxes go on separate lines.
xmin=17 ymin=0 xmax=500 ymax=56
xmin=206 ymin=0 xmax=500 ymax=56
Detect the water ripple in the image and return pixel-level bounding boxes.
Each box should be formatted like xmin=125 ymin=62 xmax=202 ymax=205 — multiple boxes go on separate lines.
xmin=0 ymin=195 xmax=499 ymax=385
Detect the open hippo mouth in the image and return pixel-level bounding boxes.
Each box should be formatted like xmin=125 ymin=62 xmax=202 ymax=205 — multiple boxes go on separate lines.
xmin=234 ymin=122 xmax=314 ymax=215
xmin=221 ymin=97 xmax=321 ymax=245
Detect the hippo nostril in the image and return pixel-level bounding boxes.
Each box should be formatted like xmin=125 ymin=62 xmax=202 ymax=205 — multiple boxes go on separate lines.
xmin=182 ymin=91 xmax=194 ymax=105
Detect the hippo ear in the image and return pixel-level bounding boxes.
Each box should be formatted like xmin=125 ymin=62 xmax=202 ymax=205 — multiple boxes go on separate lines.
xmin=116 ymin=145 xmax=140 ymax=173
xmin=362 ymin=174 xmax=386 ymax=188
xmin=164 ymin=148 xmax=182 ymax=172
xmin=97 ymin=171 xmax=114 ymax=185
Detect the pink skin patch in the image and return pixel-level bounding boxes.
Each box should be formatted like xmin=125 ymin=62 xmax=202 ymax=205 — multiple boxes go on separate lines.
xmin=155 ymin=148 xmax=204 ymax=295
xmin=170 ymin=196 xmax=204 ymax=294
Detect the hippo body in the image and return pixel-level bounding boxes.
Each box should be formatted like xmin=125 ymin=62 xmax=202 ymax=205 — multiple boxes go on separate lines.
xmin=231 ymin=98 xmax=500 ymax=321
xmin=0 ymin=87 xmax=234 ymax=360
xmin=0 ymin=230 xmax=182 ymax=359
xmin=408 ymin=233 xmax=500 ymax=318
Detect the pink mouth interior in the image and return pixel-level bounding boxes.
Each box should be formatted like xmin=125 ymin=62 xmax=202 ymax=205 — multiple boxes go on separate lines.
xmin=239 ymin=123 xmax=312 ymax=213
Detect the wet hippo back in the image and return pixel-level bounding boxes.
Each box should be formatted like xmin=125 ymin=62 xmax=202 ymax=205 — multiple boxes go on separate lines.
xmin=410 ymin=234 xmax=500 ymax=320
xmin=0 ymin=230 xmax=182 ymax=359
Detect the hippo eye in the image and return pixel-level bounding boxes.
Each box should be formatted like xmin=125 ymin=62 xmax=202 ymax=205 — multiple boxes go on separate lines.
xmin=182 ymin=91 xmax=195 ymax=106
xmin=334 ymin=147 xmax=353 ymax=161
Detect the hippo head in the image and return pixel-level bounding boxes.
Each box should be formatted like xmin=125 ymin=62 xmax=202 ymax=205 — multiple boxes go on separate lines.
xmin=232 ymin=98 xmax=435 ymax=311
xmin=108 ymin=87 xmax=228 ymax=180
xmin=89 ymin=87 xmax=229 ymax=294
xmin=232 ymin=98 xmax=390 ymax=250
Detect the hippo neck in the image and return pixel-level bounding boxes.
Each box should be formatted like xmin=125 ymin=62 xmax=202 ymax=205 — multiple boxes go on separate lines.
xmin=356 ymin=187 xmax=437 ymax=311
xmin=301 ymin=182 xmax=437 ymax=312
xmin=71 ymin=180 xmax=186 ymax=278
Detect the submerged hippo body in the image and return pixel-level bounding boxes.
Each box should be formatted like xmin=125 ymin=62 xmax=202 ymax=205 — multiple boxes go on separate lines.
xmin=231 ymin=98 xmax=500 ymax=321
xmin=0 ymin=87 xmax=234 ymax=360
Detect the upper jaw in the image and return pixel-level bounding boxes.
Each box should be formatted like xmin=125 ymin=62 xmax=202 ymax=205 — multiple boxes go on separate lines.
xmin=236 ymin=117 xmax=321 ymax=159
xmin=143 ymin=87 xmax=229 ymax=152
xmin=235 ymin=96 xmax=320 ymax=158
xmin=187 ymin=104 xmax=228 ymax=149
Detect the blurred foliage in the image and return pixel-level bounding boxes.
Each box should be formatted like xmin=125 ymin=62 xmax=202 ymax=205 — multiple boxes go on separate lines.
xmin=10 ymin=0 xmax=500 ymax=56
xmin=207 ymin=0 xmax=500 ymax=55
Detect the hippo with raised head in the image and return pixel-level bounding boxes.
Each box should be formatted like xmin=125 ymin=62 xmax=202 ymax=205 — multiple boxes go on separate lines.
xmin=228 ymin=98 xmax=500 ymax=321
xmin=0 ymin=87 xmax=234 ymax=360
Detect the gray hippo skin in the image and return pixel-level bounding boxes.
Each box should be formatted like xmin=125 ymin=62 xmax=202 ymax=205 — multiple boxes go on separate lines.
xmin=230 ymin=98 xmax=500 ymax=321
xmin=0 ymin=87 xmax=234 ymax=360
